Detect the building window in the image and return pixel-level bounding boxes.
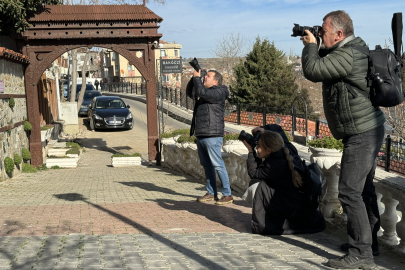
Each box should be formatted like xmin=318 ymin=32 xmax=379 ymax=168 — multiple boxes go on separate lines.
xmin=112 ymin=52 xmax=116 ymax=60
xmin=115 ymin=65 xmax=119 ymax=74
xmin=160 ymin=50 xmax=166 ymax=57
xmin=163 ymin=75 xmax=169 ymax=82
xmin=128 ymin=65 xmax=133 ymax=71
xmin=176 ymin=74 xmax=179 ymax=81
xmin=174 ymin=50 xmax=178 ymax=57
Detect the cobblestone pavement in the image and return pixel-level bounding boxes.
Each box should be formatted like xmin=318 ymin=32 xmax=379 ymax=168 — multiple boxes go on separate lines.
xmin=1 ymin=100 xmax=404 ymax=269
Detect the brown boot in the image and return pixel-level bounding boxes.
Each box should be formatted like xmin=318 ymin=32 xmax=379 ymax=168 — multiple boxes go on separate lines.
xmin=197 ymin=193 xmax=218 ymax=202
xmin=215 ymin=196 xmax=233 ymax=205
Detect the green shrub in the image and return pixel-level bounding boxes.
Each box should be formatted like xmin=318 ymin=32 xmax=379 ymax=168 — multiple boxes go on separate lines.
xmin=22 ymin=148 xmax=31 ymax=162
xmin=22 ymin=163 xmax=37 ymax=173
xmin=4 ymin=157 xmax=14 ymax=174
xmin=284 ymin=131 xmax=293 ymax=142
xmin=40 ymin=124 xmax=53 ymax=131
xmin=7 ymin=129 xmax=11 ymax=135
xmin=51 ymin=165 xmax=61 ymax=169
xmin=172 ymin=129 xmax=190 ymax=136
xmin=9 ymin=98 xmax=15 ymax=108
xmin=66 ymin=142 xmax=80 ymax=149
xmin=223 ymin=132 xmax=239 ymax=141
xmin=308 ymin=135 xmax=344 ymax=151
xmin=159 ymin=132 xmax=173 ymax=139
xmin=111 ymin=153 xmax=142 ymax=158
xmin=48 ymin=155 xmax=70 ymax=158
xmin=14 ymin=153 xmax=22 ymax=165
xmin=176 ymin=134 xmax=197 ymax=144
xmin=24 ymin=121 xmax=32 ymax=131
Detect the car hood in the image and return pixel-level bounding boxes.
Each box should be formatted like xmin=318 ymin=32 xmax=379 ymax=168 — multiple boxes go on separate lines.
xmin=94 ymin=108 xmax=130 ymax=118
xmin=81 ymin=100 xmax=92 ymax=106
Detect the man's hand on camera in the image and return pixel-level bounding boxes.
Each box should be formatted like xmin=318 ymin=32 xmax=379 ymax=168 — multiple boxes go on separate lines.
xmin=300 ymin=30 xmax=317 ymax=46
xmin=252 ymin=127 xmax=265 ymax=135
xmin=242 ymin=140 xmax=254 ymax=153
xmin=193 ymin=70 xmax=201 ymax=77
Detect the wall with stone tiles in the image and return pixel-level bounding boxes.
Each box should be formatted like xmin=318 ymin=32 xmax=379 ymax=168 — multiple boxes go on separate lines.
xmin=0 ymin=59 xmax=29 ymax=180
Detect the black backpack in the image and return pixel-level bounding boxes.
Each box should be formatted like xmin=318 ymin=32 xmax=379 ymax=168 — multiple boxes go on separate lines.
xmin=298 ymin=160 xmax=327 ymax=210
xmin=347 ymin=44 xmax=404 ymax=108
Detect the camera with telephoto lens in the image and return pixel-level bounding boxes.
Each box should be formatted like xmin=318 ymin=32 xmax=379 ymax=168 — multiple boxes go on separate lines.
xmin=291 ymin=23 xmax=322 ymax=37
xmin=238 ymin=130 xmax=261 ymax=149
xmin=189 ymin=58 xmax=207 ymax=82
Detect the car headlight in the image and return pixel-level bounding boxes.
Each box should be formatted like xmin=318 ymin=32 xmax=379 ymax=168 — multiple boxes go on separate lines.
xmin=94 ymin=114 xmax=103 ymax=120
xmin=126 ymin=112 xmax=133 ymax=119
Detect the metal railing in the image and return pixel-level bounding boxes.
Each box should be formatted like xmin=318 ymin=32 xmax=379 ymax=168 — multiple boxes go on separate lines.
xmin=102 ymin=83 xmax=404 ymax=175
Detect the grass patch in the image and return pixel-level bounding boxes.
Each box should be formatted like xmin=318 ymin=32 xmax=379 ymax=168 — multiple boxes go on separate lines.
xmin=40 ymin=125 xmax=53 ymax=131
xmin=223 ymin=132 xmax=239 ymax=141
xmin=37 ymin=164 xmax=48 ymax=171
xmin=66 ymin=148 xmax=80 ymax=155
xmin=48 ymin=155 xmax=71 ymax=158
xmin=172 ymin=129 xmax=190 ymax=136
xmin=66 ymin=142 xmax=81 ymax=149
xmin=111 ymin=153 xmax=142 ymax=158
xmin=176 ymin=135 xmax=197 ymax=144
xmin=51 ymin=166 xmax=61 ymax=169
xmin=22 ymin=163 xmax=37 ymax=173
xmin=159 ymin=132 xmax=173 ymax=139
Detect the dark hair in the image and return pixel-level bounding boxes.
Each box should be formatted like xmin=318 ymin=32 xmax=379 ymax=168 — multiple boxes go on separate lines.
xmin=260 ymin=131 xmax=302 ymax=188
xmin=208 ymin=70 xmax=223 ymax=86
xmin=323 ymin=10 xmax=354 ymax=37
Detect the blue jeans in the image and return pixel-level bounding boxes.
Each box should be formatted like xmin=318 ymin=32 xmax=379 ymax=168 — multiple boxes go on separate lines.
xmin=338 ymin=125 xmax=385 ymax=258
xmin=196 ymin=137 xmax=231 ymax=196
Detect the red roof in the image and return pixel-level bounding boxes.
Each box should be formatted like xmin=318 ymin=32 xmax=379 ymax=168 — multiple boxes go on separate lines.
xmin=0 ymin=47 xmax=30 ymax=64
xmin=29 ymin=5 xmax=163 ymax=22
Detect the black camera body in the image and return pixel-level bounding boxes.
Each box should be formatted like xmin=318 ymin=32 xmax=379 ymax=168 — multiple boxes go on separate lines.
xmin=291 ymin=23 xmax=322 ymax=37
xmin=189 ymin=58 xmax=207 ymax=82
xmin=238 ymin=130 xmax=261 ymax=149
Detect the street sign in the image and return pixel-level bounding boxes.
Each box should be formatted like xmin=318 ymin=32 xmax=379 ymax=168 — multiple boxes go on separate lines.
xmin=0 ymin=81 xmax=3 ymax=93
xmin=160 ymin=58 xmax=182 ymax=74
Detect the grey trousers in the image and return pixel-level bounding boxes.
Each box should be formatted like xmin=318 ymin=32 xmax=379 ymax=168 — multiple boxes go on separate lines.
xmin=338 ymin=125 xmax=385 ymax=258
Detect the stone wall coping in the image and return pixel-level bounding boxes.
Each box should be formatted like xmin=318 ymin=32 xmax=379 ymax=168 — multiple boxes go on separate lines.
xmin=0 ymin=94 xmax=26 ymax=99
xmin=0 ymin=120 xmax=25 ymax=133
xmin=0 ymin=47 xmax=30 ymax=65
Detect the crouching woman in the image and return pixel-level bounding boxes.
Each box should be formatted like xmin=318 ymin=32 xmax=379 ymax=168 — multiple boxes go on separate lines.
xmin=242 ymin=124 xmax=325 ymax=235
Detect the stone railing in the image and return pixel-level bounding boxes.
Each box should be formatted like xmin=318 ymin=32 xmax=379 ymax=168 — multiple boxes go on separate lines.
xmin=161 ymin=139 xmax=405 ymax=254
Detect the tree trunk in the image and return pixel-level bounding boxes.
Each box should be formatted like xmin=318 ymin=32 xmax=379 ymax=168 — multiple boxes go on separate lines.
xmin=77 ymin=48 xmax=90 ymax=112
xmin=69 ymin=49 xmax=78 ymax=102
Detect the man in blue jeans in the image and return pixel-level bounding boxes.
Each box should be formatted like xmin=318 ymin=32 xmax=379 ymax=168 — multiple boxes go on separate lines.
xmin=186 ymin=69 xmax=233 ymax=205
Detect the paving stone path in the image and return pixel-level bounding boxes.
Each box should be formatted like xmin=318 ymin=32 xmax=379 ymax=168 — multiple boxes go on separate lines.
xmin=1 ymin=101 xmax=405 ymax=269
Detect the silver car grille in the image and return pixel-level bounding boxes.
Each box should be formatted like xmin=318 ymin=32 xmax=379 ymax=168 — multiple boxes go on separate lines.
xmin=104 ymin=116 xmax=125 ymax=125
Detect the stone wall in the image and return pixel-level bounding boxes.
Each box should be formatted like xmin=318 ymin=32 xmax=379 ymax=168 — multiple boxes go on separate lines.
xmin=0 ymin=55 xmax=29 ymax=180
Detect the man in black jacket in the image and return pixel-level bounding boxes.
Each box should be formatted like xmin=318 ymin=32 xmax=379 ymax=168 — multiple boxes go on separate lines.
xmin=187 ymin=70 xmax=233 ymax=205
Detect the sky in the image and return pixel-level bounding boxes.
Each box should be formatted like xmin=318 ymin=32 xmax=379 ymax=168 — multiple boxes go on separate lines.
xmin=147 ymin=0 xmax=405 ymax=58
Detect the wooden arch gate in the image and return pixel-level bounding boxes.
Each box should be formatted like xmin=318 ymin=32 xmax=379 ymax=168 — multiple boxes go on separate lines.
xmin=15 ymin=4 xmax=163 ymax=166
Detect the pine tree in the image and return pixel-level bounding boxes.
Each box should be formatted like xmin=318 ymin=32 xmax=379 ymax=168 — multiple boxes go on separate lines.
xmin=231 ymin=37 xmax=314 ymax=117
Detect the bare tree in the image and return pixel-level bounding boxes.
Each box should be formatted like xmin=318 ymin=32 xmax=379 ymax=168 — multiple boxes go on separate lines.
xmin=76 ymin=48 xmax=90 ymax=111
xmin=69 ymin=49 xmax=78 ymax=102
xmin=210 ymin=32 xmax=247 ymax=85
xmin=382 ymin=104 xmax=405 ymax=139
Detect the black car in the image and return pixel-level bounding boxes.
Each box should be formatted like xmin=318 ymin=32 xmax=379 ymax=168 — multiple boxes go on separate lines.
xmin=77 ymin=90 xmax=102 ymax=116
xmin=68 ymin=83 xmax=95 ymax=100
xmin=88 ymin=96 xmax=133 ymax=130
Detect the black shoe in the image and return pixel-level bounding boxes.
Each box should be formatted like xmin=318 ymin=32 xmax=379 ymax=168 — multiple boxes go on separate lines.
xmin=340 ymin=243 xmax=380 ymax=256
xmin=328 ymin=254 xmax=376 ymax=269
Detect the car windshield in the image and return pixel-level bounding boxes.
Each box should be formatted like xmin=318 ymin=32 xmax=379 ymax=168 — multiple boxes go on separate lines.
xmin=95 ymin=99 xmax=126 ymax=109
xmin=71 ymin=84 xmax=95 ymax=91
xmin=83 ymin=92 xmax=101 ymax=100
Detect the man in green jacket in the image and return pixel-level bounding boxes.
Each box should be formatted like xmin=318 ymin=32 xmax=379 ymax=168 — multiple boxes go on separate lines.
xmin=301 ymin=10 xmax=385 ymax=269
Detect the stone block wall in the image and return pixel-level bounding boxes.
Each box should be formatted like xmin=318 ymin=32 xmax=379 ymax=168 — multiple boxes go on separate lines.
xmin=0 ymin=52 xmax=30 ymax=180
